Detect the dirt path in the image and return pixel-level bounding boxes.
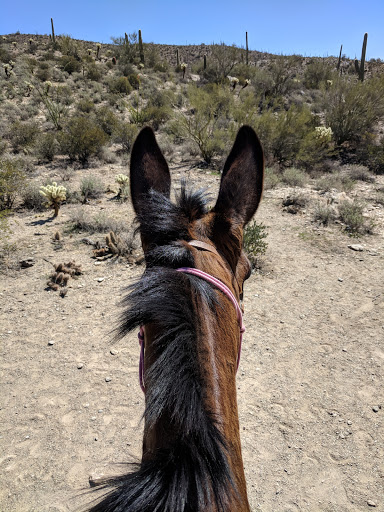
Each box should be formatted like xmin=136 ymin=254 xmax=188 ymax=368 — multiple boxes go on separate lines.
xmin=1 ymin=166 xmax=383 ymax=512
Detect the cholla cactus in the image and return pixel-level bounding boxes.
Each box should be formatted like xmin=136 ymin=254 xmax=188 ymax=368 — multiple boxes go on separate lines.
xmin=3 ymin=64 xmax=11 ymax=78
xmin=96 ymin=43 xmax=101 ymax=59
xmin=44 ymin=81 xmax=52 ymax=93
xmin=115 ymin=174 xmax=129 ymax=198
xmin=87 ymin=48 xmax=92 ymax=56
xmin=24 ymin=81 xmax=34 ymax=96
xmin=315 ymin=126 xmax=333 ymax=142
xmin=40 ymin=182 xmax=67 ymax=217
xmin=180 ymin=62 xmax=187 ymax=78
xmin=227 ymin=75 xmax=239 ymax=89
xmin=241 ymin=78 xmax=251 ymax=91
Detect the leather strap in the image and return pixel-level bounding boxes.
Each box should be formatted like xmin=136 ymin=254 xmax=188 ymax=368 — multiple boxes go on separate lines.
xmin=188 ymin=240 xmax=221 ymax=258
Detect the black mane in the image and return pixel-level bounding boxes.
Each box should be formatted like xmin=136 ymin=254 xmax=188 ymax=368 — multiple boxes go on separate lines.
xmin=88 ymin=187 xmax=236 ymax=512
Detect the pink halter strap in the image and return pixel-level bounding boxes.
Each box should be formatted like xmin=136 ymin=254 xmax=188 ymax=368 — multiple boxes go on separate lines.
xmin=138 ymin=267 xmax=245 ymax=393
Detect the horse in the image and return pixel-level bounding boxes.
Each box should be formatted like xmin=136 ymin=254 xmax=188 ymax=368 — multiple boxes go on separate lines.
xmin=88 ymin=125 xmax=264 ymax=512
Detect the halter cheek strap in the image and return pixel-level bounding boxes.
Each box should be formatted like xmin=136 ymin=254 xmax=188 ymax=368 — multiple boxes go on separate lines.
xmin=138 ymin=267 xmax=245 ymax=393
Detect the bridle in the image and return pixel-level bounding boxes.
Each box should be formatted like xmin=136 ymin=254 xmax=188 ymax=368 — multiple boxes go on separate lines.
xmin=137 ymin=240 xmax=245 ymax=393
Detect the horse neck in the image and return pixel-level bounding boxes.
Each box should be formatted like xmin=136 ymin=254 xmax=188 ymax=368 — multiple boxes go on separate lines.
xmin=141 ymin=264 xmax=250 ymax=511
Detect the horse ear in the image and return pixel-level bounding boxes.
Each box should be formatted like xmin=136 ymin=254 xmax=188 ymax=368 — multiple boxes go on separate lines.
xmin=130 ymin=127 xmax=171 ymax=215
xmin=213 ymin=125 xmax=264 ymax=226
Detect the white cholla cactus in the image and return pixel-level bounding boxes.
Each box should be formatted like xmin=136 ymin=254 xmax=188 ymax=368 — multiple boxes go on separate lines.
xmin=115 ymin=174 xmax=129 ymax=186
xmin=227 ymin=76 xmax=239 ymax=89
xmin=315 ymin=126 xmax=333 ymax=141
xmin=40 ymin=182 xmax=67 ymax=217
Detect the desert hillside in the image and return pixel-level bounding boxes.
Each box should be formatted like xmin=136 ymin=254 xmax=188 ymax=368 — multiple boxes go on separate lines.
xmin=0 ymin=33 xmax=383 ymax=512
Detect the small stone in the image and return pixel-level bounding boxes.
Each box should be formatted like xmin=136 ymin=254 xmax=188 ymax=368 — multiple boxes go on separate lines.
xmin=48 ymin=340 xmax=55 ymax=346
xmin=347 ymin=420 xmax=352 ymax=425
xmin=110 ymin=349 xmax=118 ymax=355
xmin=86 ymin=304 xmax=92 ymax=308
xmin=348 ymin=244 xmax=364 ymax=252
xmin=97 ymin=277 xmax=105 ymax=283
xmin=94 ymin=437 xmax=98 ymax=441
xmin=89 ymin=473 xmax=104 ymax=487
xmin=338 ymin=278 xmax=343 ymax=282
xmin=105 ymin=377 xmax=111 ymax=382
xmin=77 ymin=363 xmax=84 ymax=369
xmin=19 ymin=257 xmax=35 ymax=268
xmin=367 ymin=501 xmax=377 ymax=507
xmin=372 ymin=406 xmax=380 ymax=413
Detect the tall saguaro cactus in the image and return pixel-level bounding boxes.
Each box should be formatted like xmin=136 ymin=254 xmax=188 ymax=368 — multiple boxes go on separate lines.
xmin=337 ymin=44 xmax=343 ymax=71
xmin=51 ymin=18 xmax=55 ymax=45
xmin=354 ymin=33 xmax=368 ymax=81
xmin=138 ymin=29 xmax=144 ymax=64
xmin=246 ymin=31 xmax=249 ymax=66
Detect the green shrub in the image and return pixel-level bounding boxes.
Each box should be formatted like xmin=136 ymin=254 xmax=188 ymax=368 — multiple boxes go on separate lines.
xmin=86 ymin=62 xmax=102 ymax=81
xmin=303 ymin=59 xmax=334 ymax=89
xmin=112 ymin=122 xmax=138 ymax=152
xmin=35 ymin=61 xmax=51 ymax=81
xmin=21 ymin=182 xmax=46 ymax=210
xmin=243 ymin=222 xmax=268 ymax=268
xmin=128 ymin=73 xmax=140 ymax=90
xmin=346 ymin=164 xmax=374 ymax=182
xmin=338 ymin=201 xmax=372 ymax=235
xmin=77 ymin=98 xmax=95 ymax=113
xmin=142 ymin=105 xmax=171 ymax=131
xmin=109 ymin=76 xmax=132 ymax=94
xmin=264 ymin=167 xmax=281 ymax=190
xmin=325 ymin=77 xmax=384 ymax=146
xmin=59 ymin=55 xmax=81 ymax=74
xmin=313 ymin=204 xmax=336 ymax=225
xmin=94 ymin=106 xmax=119 ymax=136
xmin=60 ymin=116 xmax=108 ymax=165
xmin=314 ymin=174 xmax=355 ymax=193
xmin=0 ymin=158 xmax=26 ymax=210
xmin=80 ymin=176 xmax=104 ymax=203
xmin=202 ymin=43 xmax=241 ymax=83
xmin=70 ymin=208 xmax=127 ymax=233
xmin=171 ymin=84 xmax=233 ymax=163
xmin=281 ymin=167 xmax=307 ymax=187
xmin=35 ymin=132 xmax=59 ymax=162
xmin=254 ymin=104 xmax=314 ymax=167
xmin=296 ymin=126 xmax=335 ymax=170
xmin=8 ymin=121 xmax=39 ymax=153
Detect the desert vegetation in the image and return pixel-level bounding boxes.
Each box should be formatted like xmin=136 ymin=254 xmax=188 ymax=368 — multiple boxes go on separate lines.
xmin=1 ymin=29 xmax=383 ymax=512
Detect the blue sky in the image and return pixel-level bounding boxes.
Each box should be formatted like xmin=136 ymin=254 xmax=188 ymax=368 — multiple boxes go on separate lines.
xmin=2 ymin=0 xmax=383 ymax=59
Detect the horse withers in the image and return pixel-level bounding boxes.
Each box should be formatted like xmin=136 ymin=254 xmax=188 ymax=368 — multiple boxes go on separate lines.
xmin=88 ymin=125 xmax=264 ymax=512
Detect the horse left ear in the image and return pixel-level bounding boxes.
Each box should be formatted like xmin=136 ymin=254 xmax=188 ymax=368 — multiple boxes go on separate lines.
xmin=130 ymin=127 xmax=171 ymax=215
xmin=213 ymin=125 xmax=264 ymax=226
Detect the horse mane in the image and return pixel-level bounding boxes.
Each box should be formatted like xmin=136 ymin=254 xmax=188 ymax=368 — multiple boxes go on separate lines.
xmin=88 ymin=186 xmax=236 ymax=512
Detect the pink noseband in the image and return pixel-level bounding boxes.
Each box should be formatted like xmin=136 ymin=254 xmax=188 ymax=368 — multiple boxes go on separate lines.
xmin=138 ymin=267 xmax=245 ymax=393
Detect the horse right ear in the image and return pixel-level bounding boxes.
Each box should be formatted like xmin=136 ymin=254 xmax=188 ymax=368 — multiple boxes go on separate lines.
xmin=130 ymin=127 xmax=171 ymax=215
xmin=213 ymin=125 xmax=264 ymax=227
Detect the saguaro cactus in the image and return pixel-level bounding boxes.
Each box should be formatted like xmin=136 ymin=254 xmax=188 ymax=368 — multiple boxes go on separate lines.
xmin=51 ymin=18 xmax=55 ymax=45
xmin=138 ymin=29 xmax=144 ymax=64
xmin=203 ymin=54 xmax=207 ymax=70
xmin=246 ymin=31 xmax=249 ymax=66
xmin=337 ymin=44 xmax=343 ymax=71
xmin=176 ymin=48 xmax=180 ymax=68
xmin=354 ymin=33 xmax=368 ymax=81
